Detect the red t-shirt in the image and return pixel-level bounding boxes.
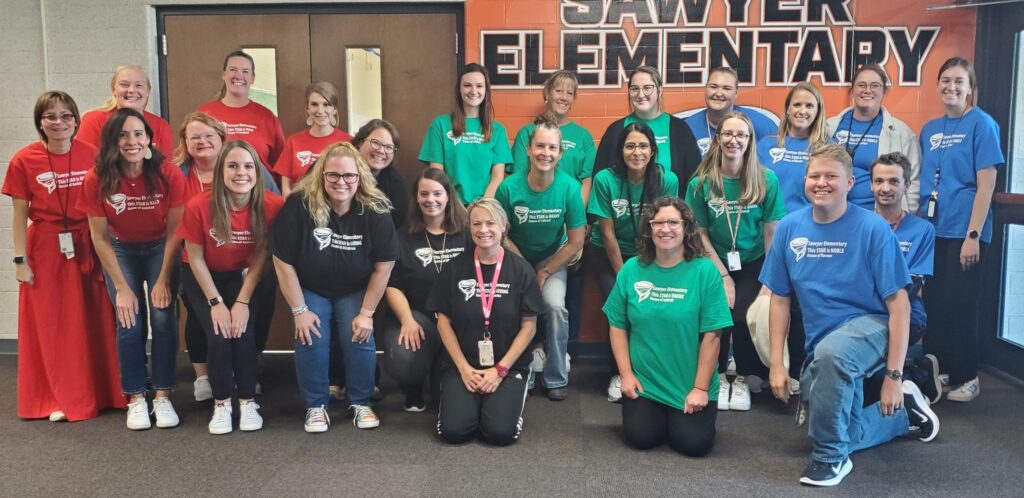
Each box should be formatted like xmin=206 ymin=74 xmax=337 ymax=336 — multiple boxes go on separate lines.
xmin=78 ymin=162 xmax=186 ymax=243
xmin=2 ymin=140 xmax=97 ymax=226
xmin=77 ymin=109 xmax=175 ymax=157
xmin=183 ymin=167 xmax=214 ymax=201
xmin=196 ymin=100 xmax=286 ymax=167
xmin=178 ymin=191 xmax=284 ymax=272
xmin=272 ymin=128 xmax=352 ymax=184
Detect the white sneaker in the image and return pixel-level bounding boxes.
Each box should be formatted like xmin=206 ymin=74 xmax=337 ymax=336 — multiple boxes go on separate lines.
xmin=193 ymin=376 xmax=213 ymax=402
xmin=351 ymin=404 xmax=380 ymax=429
xmin=946 ymin=377 xmax=980 ymax=402
xmin=717 ymin=374 xmax=730 ymax=411
xmin=938 ymin=374 xmax=951 ymax=393
xmin=729 ymin=376 xmax=751 ymax=411
xmin=151 ymin=397 xmax=179 ymax=428
xmin=566 ymin=353 xmax=571 ymax=374
xmin=790 ymin=377 xmax=802 ymax=396
xmin=48 ymin=410 xmax=67 ymax=422
xmin=607 ymin=375 xmax=622 ymax=403
xmin=208 ymin=403 xmax=233 ymax=435
xmin=304 ymin=406 xmax=330 ymax=433
xmin=530 ymin=348 xmax=546 ymax=373
xmin=126 ymin=398 xmax=151 ymax=430
xmin=239 ymin=400 xmax=263 ymax=431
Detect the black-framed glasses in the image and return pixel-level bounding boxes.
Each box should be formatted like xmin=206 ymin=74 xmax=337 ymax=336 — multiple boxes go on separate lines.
xmin=324 ymin=172 xmax=359 ymax=184
xmin=623 ymin=142 xmax=651 ymax=152
xmin=649 ymin=219 xmax=683 ymax=229
xmin=628 ymin=85 xmax=657 ymax=96
xmin=719 ymin=131 xmax=750 ymax=142
xmin=368 ymin=138 xmax=398 ymax=154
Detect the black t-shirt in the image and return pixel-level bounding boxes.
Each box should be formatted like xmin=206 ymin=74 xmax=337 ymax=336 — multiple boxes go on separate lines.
xmin=375 ymin=166 xmax=408 ymax=229
xmin=426 ymin=250 xmax=544 ymax=371
xmin=270 ymin=195 xmax=398 ymax=298
xmin=388 ymin=229 xmax=472 ymax=311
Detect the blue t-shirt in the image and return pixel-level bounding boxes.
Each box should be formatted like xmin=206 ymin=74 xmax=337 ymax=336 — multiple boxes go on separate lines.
xmin=832 ymin=112 xmax=882 ymax=210
xmin=759 ymin=205 xmax=911 ymax=354
xmin=891 ymin=212 xmax=935 ymax=328
xmin=918 ymin=108 xmax=1005 ymax=243
xmin=684 ymin=106 xmax=779 ymax=157
xmin=757 ymin=135 xmax=811 ymax=213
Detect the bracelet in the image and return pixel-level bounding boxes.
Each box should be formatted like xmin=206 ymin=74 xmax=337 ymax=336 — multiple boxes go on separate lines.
xmin=693 ymin=386 xmax=708 ymax=393
xmin=235 ymin=300 xmax=249 ymax=306
xmin=721 ymin=273 xmax=731 ymax=278
xmin=291 ymin=304 xmax=309 ymax=317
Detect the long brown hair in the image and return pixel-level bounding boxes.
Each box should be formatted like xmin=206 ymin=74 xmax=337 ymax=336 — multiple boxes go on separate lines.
xmin=692 ymin=111 xmax=767 ymax=205
xmin=635 ymin=196 xmax=706 ymax=265
xmin=211 ymin=141 xmax=269 ymax=248
xmin=451 ymin=63 xmax=495 ymax=141
xmin=95 ymin=108 xmax=167 ymax=198
xmin=406 ymin=167 xmax=467 ymax=234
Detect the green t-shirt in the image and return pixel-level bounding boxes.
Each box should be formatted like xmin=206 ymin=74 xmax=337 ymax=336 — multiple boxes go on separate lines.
xmin=602 ymin=256 xmax=733 ymax=409
xmin=684 ymin=169 xmax=787 ymax=263
xmin=587 ymin=168 xmax=679 ymax=256
xmin=510 ymin=121 xmax=597 ymax=182
xmin=418 ymin=115 xmax=513 ymax=204
xmin=495 ymin=171 xmax=586 ymax=264
xmin=623 ymin=112 xmax=671 ymax=170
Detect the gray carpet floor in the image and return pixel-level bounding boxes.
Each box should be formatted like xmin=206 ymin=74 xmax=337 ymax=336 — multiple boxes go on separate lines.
xmin=1 ymin=353 xmax=1022 ymax=497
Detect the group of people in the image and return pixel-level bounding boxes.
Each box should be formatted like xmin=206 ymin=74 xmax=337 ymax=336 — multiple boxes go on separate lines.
xmin=8 ymin=50 xmax=1004 ymax=487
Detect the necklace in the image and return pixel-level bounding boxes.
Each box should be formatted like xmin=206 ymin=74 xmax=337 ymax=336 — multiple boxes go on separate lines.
xmin=424 ymin=230 xmax=447 ymax=274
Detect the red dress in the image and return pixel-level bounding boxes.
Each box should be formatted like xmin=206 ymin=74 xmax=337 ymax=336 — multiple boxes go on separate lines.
xmin=2 ymin=140 xmax=125 ymax=421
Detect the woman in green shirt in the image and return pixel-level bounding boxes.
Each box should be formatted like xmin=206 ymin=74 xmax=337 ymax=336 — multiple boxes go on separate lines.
xmin=587 ymin=122 xmax=679 ymax=403
xmin=419 ymin=63 xmax=513 ymax=205
xmin=602 ymin=196 xmax=731 ymax=457
xmin=685 ymin=112 xmax=786 ymax=413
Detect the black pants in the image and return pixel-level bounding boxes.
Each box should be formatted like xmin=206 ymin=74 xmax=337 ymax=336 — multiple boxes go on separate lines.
xmin=924 ymin=237 xmax=986 ymax=385
xmin=622 ymin=395 xmax=717 ymax=457
xmin=788 ymin=295 xmax=808 ymax=379
xmin=181 ymin=268 xmax=258 ymax=400
xmin=182 ymin=288 xmax=207 ymax=364
xmin=586 ymin=243 xmax=619 ymax=375
xmin=380 ymin=309 xmax=441 ymax=399
xmin=183 ymin=267 xmax=276 ymax=362
xmin=437 ymin=368 xmax=530 ymax=446
xmin=721 ymin=257 xmax=767 ymax=377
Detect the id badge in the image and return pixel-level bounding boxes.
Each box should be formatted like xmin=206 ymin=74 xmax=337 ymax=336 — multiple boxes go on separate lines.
xmin=926 ymin=197 xmax=937 ymax=219
xmin=478 ymin=339 xmax=494 ymax=366
xmin=58 ymin=232 xmax=75 ymax=260
xmin=726 ymin=250 xmax=742 ymax=271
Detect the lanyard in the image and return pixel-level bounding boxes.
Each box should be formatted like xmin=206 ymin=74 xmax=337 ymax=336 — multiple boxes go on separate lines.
xmin=931 ymin=108 xmax=970 ymax=199
xmin=473 ymin=247 xmax=505 ymax=337
xmin=721 ymin=196 xmax=743 ymax=251
xmin=45 ymin=142 xmax=72 ymax=231
xmin=842 ymin=111 xmax=880 ymax=159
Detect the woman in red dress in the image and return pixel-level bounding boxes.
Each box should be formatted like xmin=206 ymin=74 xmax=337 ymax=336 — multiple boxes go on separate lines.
xmin=2 ymin=91 xmax=124 ymax=421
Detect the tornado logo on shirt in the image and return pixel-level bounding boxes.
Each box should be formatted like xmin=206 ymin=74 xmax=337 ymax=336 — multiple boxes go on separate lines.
xmin=708 ymin=198 xmax=726 ymax=217
xmin=697 ymin=137 xmax=711 ymax=155
xmin=297 ymin=151 xmax=314 ymax=168
xmin=458 ymin=279 xmax=477 ymax=301
xmin=446 ymin=131 xmax=462 ymax=146
xmin=106 ymin=193 xmax=127 ymax=215
xmin=634 ymin=281 xmax=654 ymax=303
xmin=35 ymin=172 xmax=56 ymax=194
xmin=790 ymin=237 xmax=809 ymax=262
xmin=769 ymin=147 xmax=786 ymax=164
xmin=929 ymin=133 xmax=944 ymax=151
xmin=208 ymin=228 xmax=226 ymax=248
xmin=312 ymin=228 xmax=333 ymax=251
xmin=611 ymin=199 xmax=629 ymax=218
xmin=834 ymin=130 xmax=850 ymax=145
xmin=514 ymin=206 xmax=530 ymax=224
xmin=414 ymin=248 xmax=434 ymax=267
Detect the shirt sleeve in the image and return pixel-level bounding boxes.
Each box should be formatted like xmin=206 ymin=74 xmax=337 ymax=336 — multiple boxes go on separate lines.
xmin=664 ymin=171 xmax=680 ymax=197
xmin=762 ymin=169 xmax=787 ymax=221
xmin=601 ymin=261 xmax=629 ymax=330
xmin=565 ymin=179 xmax=587 ymax=229
xmin=698 ymin=260 xmax=734 ymax=332
xmin=2 ymin=151 xmax=30 ymax=200
xmin=908 ymin=222 xmax=935 ymax=278
xmin=268 ymin=196 xmax=303 ymax=265
xmin=154 ymin=117 xmax=174 ymax=157
xmin=684 ymin=177 xmax=710 ymax=229
xmin=268 ymin=118 xmax=286 ymax=166
xmin=518 ymin=258 xmax=544 ymax=317
xmin=510 ymin=125 xmax=530 ymax=175
xmin=490 ymin=122 xmax=514 ymax=165
xmin=77 ymin=171 xmax=106 ymax=217
xmin=758 ymin=221 xmax=793 ymax=296
xmin=587 ymin=172 xmax=612 ymax=219
xmin=369 ymin=210 xmax=399 ymax=263
xmin=177 ymin=199 xmax=206 ymax=246
xmin=418 ymin=116 xmax=445 ymax=164
xmin=871 ymin=224 xmax=913 ymax=300
xmin=272 ymin=136 xmax=296 ymax=178
xmin=579 ymin=130 xmax=597 ymax=181
xmin=494 ymin=179 xmax=513 ymax=219
xmin=973 ymin=114 xmax=1006 ymax=170
xmin=163 ymin=163 xmax=187 ymax=208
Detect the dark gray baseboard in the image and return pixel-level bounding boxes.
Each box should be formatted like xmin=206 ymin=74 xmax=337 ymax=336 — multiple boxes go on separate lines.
xmin=0 ymin=339 xmax=17 ymax=355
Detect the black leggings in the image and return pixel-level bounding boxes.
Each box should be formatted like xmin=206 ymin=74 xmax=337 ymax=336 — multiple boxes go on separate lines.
xmin=183 ymin=267 xmax=276 ymax=363
xmin=622 ymin=395 xmax=717 ymax=457
xmin=721 ymin=257 xmax=767 ymax=377
xmin=181 ymin=268 xmax=258 ymax=400
xmin=586 ymin=243 xmax=620 ymax=375
xmin=924 ymin=237 xmax=986 ymax=385
xmin=437 ymin=368 xmax=530 ymax=446
xmin=379 ymin=310 xmax=442 ymax=398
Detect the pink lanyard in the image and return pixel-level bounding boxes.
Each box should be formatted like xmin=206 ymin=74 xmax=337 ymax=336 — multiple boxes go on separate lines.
xmin=473 ymin=247 xmax=505 ymax=335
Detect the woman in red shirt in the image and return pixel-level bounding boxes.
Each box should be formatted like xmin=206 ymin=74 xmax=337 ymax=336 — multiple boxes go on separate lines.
xmin=178 ymin=140 xmax=284 ymax=434
xmin=80 ymin=108 xmax=186 ymax=431
xmin=2 ymin=91 xmax=124 ymax=422
xmin=275 ymin=82 xmax=352 ymax=196
xmin=77 ymin=65 xmax=174 ymax=156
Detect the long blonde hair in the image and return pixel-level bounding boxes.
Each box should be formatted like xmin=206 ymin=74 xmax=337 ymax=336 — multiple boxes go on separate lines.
xmin=294 ymin=142 xmax=392 ymax=228
xmin=692 ymin=112 xmax=766 ymax=205
xmin=96 ymin=65 xmax=151 ymax=112
xmin=776 ymin=82 xmax=828 ymax=150
xmin=211 ymin=141 xmax=269 ymax=248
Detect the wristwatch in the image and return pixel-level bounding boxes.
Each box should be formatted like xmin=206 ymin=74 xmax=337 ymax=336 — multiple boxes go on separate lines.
xmin=494 ymin=364 xmax=509 ymax=378
xmin=968 ymin=230 xmax=980 ymax=240
xmin=885 ymin=368 xmax=903 ymax=380
xmin=12 ymin=256 xmax=25 ymax=265
xmin=207 ymin=296 xmax=222 ymax=307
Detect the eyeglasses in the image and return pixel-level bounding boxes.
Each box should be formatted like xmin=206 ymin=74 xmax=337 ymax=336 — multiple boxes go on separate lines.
xmin=42 ymin=113 xmax=76 ymax=124
xmin=854 ymin=82 xmax=884 ymax=91
xmin=368 ymin=138 xmax=398 ymax=154
xmin=623 ymin=142 xmax=651 ymax=152
xmin=719 ymin=131 xmax=750 ymax=142
xmin=628 ymin=85 xmax=657 ymax=96
xmin=187 ymin=133 xmax=219 ymax=144
xmin=649 ymin=219 xmax=683 ymax=229
xmin=324 ymin=172 xmax=359 ymax=184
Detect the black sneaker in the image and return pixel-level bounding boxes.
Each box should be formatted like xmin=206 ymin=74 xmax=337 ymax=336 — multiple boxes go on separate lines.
xmin=903 ymin=380 xmax=940 ymax=442
xmin=404 ymin=393 xmax=426 ymax=413
xmin=916 ymin=354 xmax=942 ymax=405
xmin=799 ymin=458 xmax=853 ymax=487
xmin=547 ymin=387 xmax=569 ymax=401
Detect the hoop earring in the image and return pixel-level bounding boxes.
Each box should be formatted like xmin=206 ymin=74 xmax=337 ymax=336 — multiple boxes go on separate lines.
xmin=306 ymin=116 xmax=314 ymax=127
xmin=330 ymin=115 xmax=338 ymax=127
xmin=143 ymin=146 xmax=153 ymax=160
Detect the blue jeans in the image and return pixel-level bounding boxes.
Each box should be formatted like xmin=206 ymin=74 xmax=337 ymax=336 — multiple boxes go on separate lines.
xmin=103 ymin=239 xmax=178 ymax=395
xmin=295 ymin=287 xmax=376 ymax=408
xmin=538 ymin=260 xmax=569 ymax=389
xmin=802 ymin=315 xmax=909 ymax=463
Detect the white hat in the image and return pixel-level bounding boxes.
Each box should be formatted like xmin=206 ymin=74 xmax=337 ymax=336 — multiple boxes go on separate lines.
xmin=746 ymin=294 xmax=788 ymax=370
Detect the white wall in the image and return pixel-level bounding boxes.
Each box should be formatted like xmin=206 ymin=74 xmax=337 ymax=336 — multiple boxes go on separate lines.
xmin=0 ymin=0 xmax=461 ymax=340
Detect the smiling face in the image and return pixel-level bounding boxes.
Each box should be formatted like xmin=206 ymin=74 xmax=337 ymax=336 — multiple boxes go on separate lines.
xmin=113 ymin=68 xmax=150 ymax=112
xmin=323 ymin=155 xmax=359 ymax=207
xmin=629 ymin=71 xmax=661 ymax=116
xmin=470 ymin=205 xmax=504 ymax=251
xmin=528 ymin=127 xmax=562 ymax=174
xmin=460 ymin=71 xmax=487 ymax=111
xmin=118 ymin=116 xmax=150 ymax=165
xmin=787 ymin=89 xmax=819 ymax=136
xmin=222 ymin=146 xmax=258 ymax=197
xmin=705 ymin=71 xmax=738 ymax=113
xmin=870 ymin=162 xmax=907 ymax=209
xmin=306 ymin=91 xmax=337 ymax=129
xmin=938 ymin=65 xmax=972 ymax=111
xmin=358 ymin=127 xmax=396 ymax=172
xmin=650 ymin=206 xmax=685 ymax=253
xmin=417 ymin=177 xmax=449 ymax=220
xmin=222 ymin=56 xmax=254 ymax=99
xmin=851 ymin=70 xmax=885 ymax=115
xmin=717 ymin=117 xmax=751 ymax=164
xmin=545 ymin=81 xmax=576 ymax=119
xmin=184 ymin=120 xmax=223 ymax=163
xmin=804 ymin=157 xmax=853 ymax=212
xmin=40 ymin=103 xmax=77 ymax=144
xmin=622 ymin=130 xmax=652 ymax=176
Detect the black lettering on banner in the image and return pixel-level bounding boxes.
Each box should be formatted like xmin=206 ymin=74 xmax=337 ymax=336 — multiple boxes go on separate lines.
xmin=807 ymin=0 xmax=853 ymax=25
xmin=791 ymin=29 xmax=842 ymax=84
xmin=888 ymin=27 xmax=940 ymax=85
xmin=663 ymin=30 xmax=705 ymax=85
xmin=709 ymin=30 xmax=755 ymax=83
xmin=606 ymin=0 xmax=654 ymax=26
xmin=723 ymin=0 xmax=750 ymax=25
xmin=604 ymin=31 xmax=660 ymax=87
xmin=524 ymin=33 xmax=556 ymax=85
xmin=657 ymin=0 xmax=712 ymax=25
xmin=763 ymin=0 xmax=801 ymax=24
xmin=843 ymin=28 xmax=888 ymax=82
xmin=563 ymin=31 xmax=602 ymax=85
xmin=561 ymin=0 xmax=604 ymax=26
xmin=482 ymin=33 xmax=521 ymax=86
xmin=757 ymin=30 xmax=800 ymax=85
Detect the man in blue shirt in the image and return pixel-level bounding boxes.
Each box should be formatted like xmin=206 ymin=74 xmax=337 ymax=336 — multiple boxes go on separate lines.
xmin=683 ymin=67 xmax=778 ymax=156
xmin=759 ymin=144 xmax=939 ymax=487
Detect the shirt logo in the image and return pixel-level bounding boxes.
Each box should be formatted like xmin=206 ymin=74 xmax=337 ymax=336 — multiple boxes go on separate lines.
xmin=790 ymin=237 xmax=809 ymax=261
xmin=697 ymin=137 xmax=711 ymax=155
xmin=106 ymin=193 xmax=128 ymax=215
xmin=634 ymin=281 xmax=654 ymax=302
xmin=297 ymin=151 xmax=315 ymax=168
xmin=313 ymin=228 xmax=333 ymax=250
xmin=36 ymin=172 xmax=57 ymax=193
xmin=209 ymin=228 xmax=226 ymax=248
xmin=414 ymin=248 xmax=434 ymax=267
xmin=769 ymin=147 xmax=786 ymax=164
xmin=611 ymin=199 xmax=629 ymax=218
xmin=513 ymin=206 xmax=530 ymax=224
xmin=458 ymin=279 xmax=477 ymax=301
xmin=834 ymin=130 xmax=850 ymax=145
xmin=446 ymin=131 xmax=486 ymax=146
xmin=708 ymin=197 xmax=726 ymax=217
